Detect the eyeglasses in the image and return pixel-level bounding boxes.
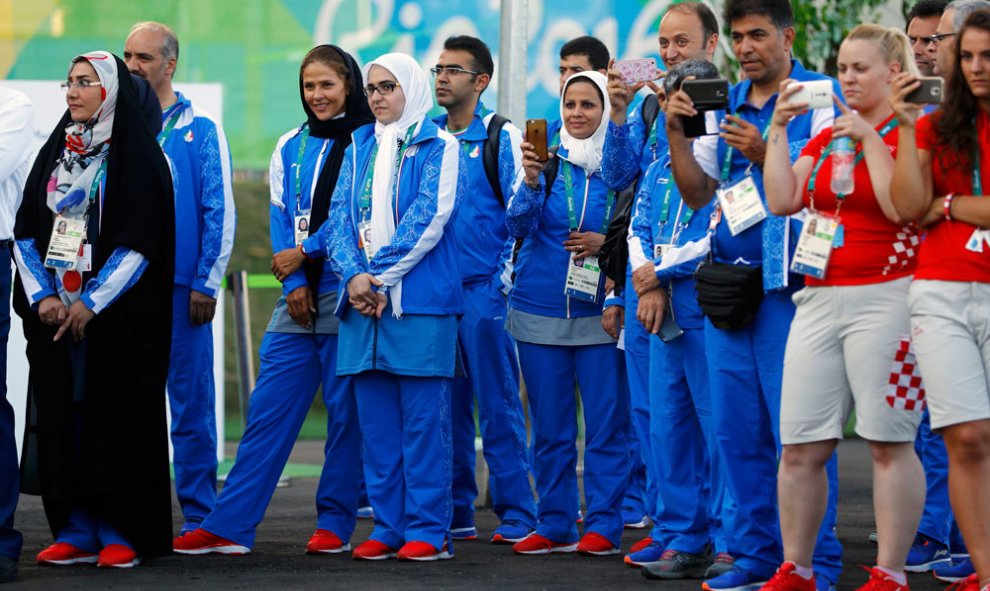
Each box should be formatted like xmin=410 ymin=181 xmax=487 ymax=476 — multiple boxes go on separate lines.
xmin=60 ymin=80 xmax=103 ymax=91
xmin=910 ymin=32 xmax=957 ymax=46
xmin=363 ymin=81 xmax=400 ymax=96
xmin=430 ymin=65 xmax=480 ymax=77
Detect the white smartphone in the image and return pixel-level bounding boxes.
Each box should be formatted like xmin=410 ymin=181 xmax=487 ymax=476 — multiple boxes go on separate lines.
xmin=787 ymin=79 xmax=833 ymax=109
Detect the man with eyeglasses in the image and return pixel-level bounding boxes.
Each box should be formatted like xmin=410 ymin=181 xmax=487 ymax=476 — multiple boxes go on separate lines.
xmin=935 ymin=0 xmax=990 ymax=75
xmin=907 ymin=0 xmax=948 ymax=76
xmin=124 ymin=21 xmax=236 ymax=538
xmin=430 ymin=35 xmax=537 ymax=546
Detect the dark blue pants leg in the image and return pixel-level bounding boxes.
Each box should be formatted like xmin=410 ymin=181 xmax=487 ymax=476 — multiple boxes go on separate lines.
xmin=0 ymin=244 xmax=19 ymax=562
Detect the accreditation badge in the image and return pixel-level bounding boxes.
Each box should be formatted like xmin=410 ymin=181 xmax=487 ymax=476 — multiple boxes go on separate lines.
xmin=717 ymin=176 xmax=767 ymax=236
xmin=564 ymin=255 xmax=602 ymax=304
xmin=45 ymin=214 xmax=87 ymax=270
xmin=357 ymin=220 xmax=375 ymax=264
xmin=293 ymin=212 xmax=311 ymax=247
xmin=653 ymin=243 xmax=673 ymax=260
xmin=790 ymin=211 xmax=841 ymax=280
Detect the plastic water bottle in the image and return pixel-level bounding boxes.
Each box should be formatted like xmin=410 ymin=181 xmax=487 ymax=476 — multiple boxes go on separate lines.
xmin=830 ymin=136 xmax=855 ymax=195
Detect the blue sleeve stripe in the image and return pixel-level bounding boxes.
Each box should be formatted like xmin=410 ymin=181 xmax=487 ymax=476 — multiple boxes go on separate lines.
xmin=83 ymin=248 xmax=148 ymax=314
xmin=204 ymin=120 xmax=236 ymax=295
xmin=13 ymin=239 xmax=56 ymax=304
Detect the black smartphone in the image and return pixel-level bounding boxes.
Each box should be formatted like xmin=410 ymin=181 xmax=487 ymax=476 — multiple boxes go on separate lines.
xmin=905 ymin=77 xmax=943 ymax=104
xmin=682 ymin=78 xmax=729 ymax=110
xmin=682 ymin=113 xmax=709 ymax=138
xmin=658 ymin=301 xmax=684 ymax=343
xmin=526 ymin=119 xmax=549 ymax=162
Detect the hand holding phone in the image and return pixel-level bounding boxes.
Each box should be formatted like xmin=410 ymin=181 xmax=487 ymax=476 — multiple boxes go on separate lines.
xmin=785 ymin=79 xmax=833 ymax=110
xmin=905 ymin=76 xmax=944 ymax=104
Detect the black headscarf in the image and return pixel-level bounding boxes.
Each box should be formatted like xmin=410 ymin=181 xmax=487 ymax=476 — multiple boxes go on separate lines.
xmin=131 ymin=73 xmax=163 ymax=135
xmin=299 ymin=45 xmax=374 ymax=295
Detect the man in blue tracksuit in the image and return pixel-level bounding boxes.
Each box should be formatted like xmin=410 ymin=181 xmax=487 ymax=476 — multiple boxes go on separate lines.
xmin=125 ymin=22 xmax=235 ymax=534
xmin=431 ymin=35 xmax=536 ymax=544
xmin=665 ymin=1 xmax=842 ymax=589
xmin=601 ymin=1 xmax=721 ymax=553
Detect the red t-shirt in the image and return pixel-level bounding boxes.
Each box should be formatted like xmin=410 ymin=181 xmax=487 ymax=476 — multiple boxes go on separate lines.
xmin=799 ymin=116 xmax=917 ymax=286
xmin=914 ymin=109 xmax=990 ymax=282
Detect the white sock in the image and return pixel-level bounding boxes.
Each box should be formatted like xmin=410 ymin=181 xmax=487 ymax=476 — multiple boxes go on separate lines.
xmin=876 ymin=567 xmax=907 ymax=585
xmin=793 ymin=564 xmax=814 ymax=580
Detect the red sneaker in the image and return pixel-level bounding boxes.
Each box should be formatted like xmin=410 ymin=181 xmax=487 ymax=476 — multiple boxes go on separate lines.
xmin=945 ymin=573 xmax=978 ymax=591
xmin=172 ymin=528 xmax=250 ymax=555
xmin=630 ymin=536 xmax=654 ymax=554
xmin=856 ymin=567 xmax=910 ymax=591
xmin=759 ymin=563 xmax=816 ymax=591
xmin=397 ymin=540 xmax=453 ymax=561
xmin=97 ymin=544 xmax=140 ymax=569
xmin=36 ymin=542 xmax=98 ymax=566
xmin=306 ymin=529 xmax=350 ymax=555
xmin=512 ymin=533 xmax=578 ymax=555
xmin=352 ymin=539 xmax=398 ymax=561
xmin=577 ymin=532 xmax=620 ymax=556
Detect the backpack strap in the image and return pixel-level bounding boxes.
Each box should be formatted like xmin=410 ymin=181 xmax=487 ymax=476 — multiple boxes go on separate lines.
xmin=483 ymin=113 xmax=510 ymax=206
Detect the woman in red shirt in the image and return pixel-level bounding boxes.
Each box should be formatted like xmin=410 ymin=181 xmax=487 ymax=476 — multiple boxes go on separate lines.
xmin=890 ymin=10 xmax=990 ymax=591
xmin=762 ymin=24 xmax=925 ymax=591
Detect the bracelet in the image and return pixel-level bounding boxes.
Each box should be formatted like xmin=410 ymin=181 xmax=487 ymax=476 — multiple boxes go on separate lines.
xmin=944 ymin=193 xmax=955 ymax=221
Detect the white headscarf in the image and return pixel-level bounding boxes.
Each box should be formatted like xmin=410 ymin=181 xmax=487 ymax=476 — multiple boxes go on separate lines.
xmin=361 ymin=52 xmax=434 ymax=317
xmin=50 ymin=50 xmax=119 ymax=216
xmin=559 ymin=71 xmax=611 ymax=174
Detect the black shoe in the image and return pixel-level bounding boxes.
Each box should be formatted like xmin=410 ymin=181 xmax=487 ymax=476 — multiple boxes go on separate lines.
xmin=642 ymin=549 xmax=712 ymax=580
xmin=0 ymin=555 xmax=17 ymax=584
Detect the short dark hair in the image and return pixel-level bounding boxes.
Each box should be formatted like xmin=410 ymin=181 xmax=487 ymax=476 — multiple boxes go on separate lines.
xmin=559 ymin=36 xmax=610 ymax=71
xmin=664 ymin=59 xmax=721 ymax=95
xmin=906 ymin=0 xmax=949 ymax=24
xmin=667 ymin=2 xmax=721 ymax=43
xmin=443 ymin=35 xmax=494 ymax=77
xmin=723 ymin=0 xmax=794 ymax=31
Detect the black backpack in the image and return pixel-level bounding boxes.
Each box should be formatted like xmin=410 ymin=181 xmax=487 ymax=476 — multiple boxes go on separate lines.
xmin=599 ymin=94 xmax=662 ymax=291
xmin=482 ymin=113 xmax=510 ymax=206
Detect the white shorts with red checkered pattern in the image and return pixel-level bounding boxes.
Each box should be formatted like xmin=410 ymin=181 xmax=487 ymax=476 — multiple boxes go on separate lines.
xmin=909 ymin=280 xmax=990 ymax=430
xmin=780 ymin=276 xmax=923 ymax=445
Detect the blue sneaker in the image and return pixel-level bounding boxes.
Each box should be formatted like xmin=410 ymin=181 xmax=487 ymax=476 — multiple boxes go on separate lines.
xmin=816 ymin=574 xmax=836 ymax=591
xmin=357 ymin=506 xmax=374 ymax=520
xmin=934 ymin=556 xmax=975 ymax=582
xmin=450 ymin=526 xmax=478 ymax=541
xmin=491 ymin=521 xmax=533 ymax=544
xmin=905 ymin=533 xmax=951 ymax=572
xmin=624 ymin=542 xmax=665 ymax=567
xmin=702 ymin=566 xmax=769 ymax=591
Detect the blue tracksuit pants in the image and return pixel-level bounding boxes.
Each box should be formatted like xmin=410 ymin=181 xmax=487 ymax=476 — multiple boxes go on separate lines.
xmin=56 ymin=508 xmax=129 ymax=551
xmin=167 ymin=285 xmax=218 ymax=529
xmin=354 ymin=372 xmax=453 ymax=551
xmin=451 ymin=281 xmax=535 ymax=530
xmin=0 ymin=245 xmax=21 ymax=561
xmin=201 ymin=331 xmax=360 ymax=547
xmin=622 ymin=285 xmax=653 ymax=522
xmin=517 ymin=341 xmax=630 ymax=546
xmin=649 ymin=325 xmax=726 ymax=553
xmin=916 ymin=408 xmax=961 ymax=550
xmin=705 ymin=288 xmax=843 ymax=583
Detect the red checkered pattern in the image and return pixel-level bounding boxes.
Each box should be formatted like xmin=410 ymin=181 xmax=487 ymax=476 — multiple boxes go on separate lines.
xmin=886 ymin=337 xmax=926 ymax=411
xmin=882 ymin=229 xmax=921 ymax=276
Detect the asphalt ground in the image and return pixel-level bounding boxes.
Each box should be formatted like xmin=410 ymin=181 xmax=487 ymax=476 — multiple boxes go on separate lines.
xmin=4 ymin=438 xmax=951 ymax=591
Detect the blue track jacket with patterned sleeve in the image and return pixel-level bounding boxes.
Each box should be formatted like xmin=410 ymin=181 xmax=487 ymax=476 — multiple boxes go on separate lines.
xmin=326 ymin=119 xmax=464 ymax=316
xmin=160 ymin=92 xmax=235 ymax=298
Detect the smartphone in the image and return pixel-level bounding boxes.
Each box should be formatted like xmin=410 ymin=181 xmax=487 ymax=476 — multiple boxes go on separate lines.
xmin=526 ymin=118 xmax=549 ymax=162
xmin=613 ymin=58 xmax=658 ymax=85
xmin=906 ymin=76 xmax=944 ymax=104
xmin=682 ymin=78 xmax=729 ymax=111
xmin=658 ymin=300 xmax=684 ymax=343
xmin=787 ymin=79 xmax=833 ymax=109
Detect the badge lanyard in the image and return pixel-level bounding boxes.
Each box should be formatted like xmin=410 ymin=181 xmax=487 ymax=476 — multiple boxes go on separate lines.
xmin=719 ymin=115 xmax=771 ymax=185
xmin=294 ymin=125 xmax=311 ymax=207
xmin=806 ymin=118 xmax=899 ymax=215
xmin=657 ymin=181 xmax=694 ymax=241
xmin=649 ymin=116 xmax=659 ymax=161
xmin=974 ymin=145 xmax=984 ymax=197
xmin=157 ymin=107 xmax=182 ymax=148
xmin=562 ymin=161 xmax=614 ymax=234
